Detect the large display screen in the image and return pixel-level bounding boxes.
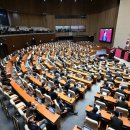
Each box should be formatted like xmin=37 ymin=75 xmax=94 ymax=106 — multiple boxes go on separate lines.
xmin=0 ymin=9 xmax=9 ymax=26
xmin=99 ymin=28 xmax=113 ymax=43
xmin=55 ymin=25 xmax=86 ymax=32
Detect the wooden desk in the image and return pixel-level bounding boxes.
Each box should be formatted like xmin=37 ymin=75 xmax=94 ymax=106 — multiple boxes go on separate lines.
xmin=10 ymin=79 xmax=60 ymax=127
xmin=68 ymin=75 xmax=93 ymax=88
xmin=86 ymin=105 xmax=130 ymax=128
xmin=95 ymin=93 xmax=130 ymax=107
xmin=42 ymin=55 xmax=46 ymax=61
xmin=55 ymin=62 xmax=63 ymax=68
xmin=21 ymin=62 xmax=27 ymax=73
xmin=114 ymin=79 xmax=130 ymax=86
xmin=123 ymin=76 xmax=130 ymax=81
xmin=100 ymin=84 xmax=130 ymax=95
xmin=6 ymin=55 xmax=18 ymax=77
xmin=67 ymin=68 xmax=89 ymax=77
xmin=95 ymin=93 xmax=116 ymax=104
xmin=45 ymin=73 xmax=87 ymax=94
xmin=29 ymin=76 xmax=42 ymax=86
xmin=58 ymin=92 xmax=76 ymax=106
xmin=21 ymin=54 xmax=29 ymax=62
xmin=44 ymin=61 xmax=54 ymax=70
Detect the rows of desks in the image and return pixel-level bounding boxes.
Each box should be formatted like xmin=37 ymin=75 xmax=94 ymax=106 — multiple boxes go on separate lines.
xmin=86 ymin=105 xmax=130 ymax=128
xmin=95 ymin=93 xmax=130 ymax=108
xmin=10 ymin=79 xmax=60 ymax=127
xmin=6 ymin=55 xmax=61 ymax=129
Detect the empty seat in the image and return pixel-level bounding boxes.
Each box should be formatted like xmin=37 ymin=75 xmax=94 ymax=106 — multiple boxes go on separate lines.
xmin=68 ymin=89 xmax=76 ymax=98
xmin=115 ymin=106 xmax=129 ymax=117
xmin=35 ymin=89 xmax=44 ymax=100
xmin=95 ymin=100 xmax=106 ymax=109
xmin=107 ymin=82 xmax=114 ymax=87
xmin=44 ymin=94 xmax=53 ymax=106
xmin=101 ymin=88 xmax=110 ymax=96
xmin=114 ymin=92 xmax=125 ymax=99
xmin=115 ymin=77 xmax=123 ymax=81
xmin=84 ymin=117 xmax=99 ymax=130
xmin=48 ymin=80 xmax=55 ymax=88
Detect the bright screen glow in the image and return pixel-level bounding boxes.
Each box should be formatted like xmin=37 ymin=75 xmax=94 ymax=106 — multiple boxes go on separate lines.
xmin=99 ymin=28 xmax=113 ymax=43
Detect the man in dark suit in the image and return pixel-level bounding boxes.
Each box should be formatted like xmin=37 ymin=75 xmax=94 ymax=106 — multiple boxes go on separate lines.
xmin=48 ymin=88 xmax=58 ymax=100
xmin=102 ymin=84 xmax=112 ymax=91
xmin=109 ymin=111 xmax=123 ymax=130
xmin=115 ymin=70 xmax=123 ymax=78
xmin=116 ymin=97 xmax=128 ymax=109
xmin=53 ymin=75 xmax=59 ymax=85
xmin=39 ymin=83 xmax=47 ymax=95
xmin=64 ymin=80 xmax=71 ymax=93
xmin=116 ymin=87 xmax=126 ymax=95
xmin=70 ymin=84 xmax=81 ymax=96
xmin=87 ymin=107 xmax=102 ymax=122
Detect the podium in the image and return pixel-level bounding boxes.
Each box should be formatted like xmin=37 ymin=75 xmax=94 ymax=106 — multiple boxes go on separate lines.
xmin=124 ymin=51 xmax=130 ymax=61
xmin=115 ymin=48 xmax=127 ymax=59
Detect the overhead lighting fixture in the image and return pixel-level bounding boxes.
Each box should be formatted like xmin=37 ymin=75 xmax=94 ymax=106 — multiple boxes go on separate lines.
xmin=44 ymin=0 xmax=46 ymax=2
xmin=74 ymin=0 xmax=77 ymax=2
xmin=60 ymin=0 xmax=62 ymax=2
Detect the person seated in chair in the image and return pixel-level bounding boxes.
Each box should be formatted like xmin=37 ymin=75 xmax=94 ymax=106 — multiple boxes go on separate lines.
xmin=64 ymin=80 xmax=71 ymax=93
xmin=55 ymin=97 xmax=78 ymax=115
xmin=87 ymin=106 xmax=102 ymax=122
xmin=102 ymin=83 xmax=112 ymax=92
xmin=53 ymin=75 xmax=59 ymax=85
xmin=106 ymin=71 xmax=112 ymax=76
xmin=53 ymin=68 xmax=59 ymax=75
xmin=28 ymin=115 xmax=48 ymax=130
xmin=109 ymin=111 xmax=123 ymax=130
xmin=115 ymin=70 xmax=123 ymax=78
xmin=26 ymin=102 xmax=36 ymax=118
xmin=70 ymin=83 xmax=81 ymax=96
xmin=116 ymin=86 xmax=126 ymax=95
xmin=48 ymin=87 xmax=58 ymax=100
xmin=39 ymin=83 xmax=47 ymax=95
xmin=116 ymin=97 xmax=128 ymax=109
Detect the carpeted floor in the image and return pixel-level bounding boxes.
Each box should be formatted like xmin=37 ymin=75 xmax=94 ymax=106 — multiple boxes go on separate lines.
xmin=60 ymin=82 xmax=101 ymax=130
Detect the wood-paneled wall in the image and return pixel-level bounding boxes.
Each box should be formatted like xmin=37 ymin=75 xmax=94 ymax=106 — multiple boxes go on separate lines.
xmin=0 ymin=0 xmax=119 ymax=45
xmin=1 ymin=33 xmax=55 ymax=54
xmin=9 ymin=13 xmax=46 ymax=27
xmin=87 ymin=0 xmax=119 ymax=46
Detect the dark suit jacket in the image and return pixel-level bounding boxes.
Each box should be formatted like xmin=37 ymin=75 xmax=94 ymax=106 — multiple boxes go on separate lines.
xmin=117 ymin=101 xmax=128 ymax=109
xmin=49 ymin=91 xmax=58 ymax=100
xmin=109 ymin=116 xmax=123 ymax=130
xmin=87 ymin=111 xmax=101 ymax=122
xmin=102 ymin=86 xmax=111 ymax=91
xmin=116 ymin=89 xmax=126 ymax=95
xmin=70 ymin=86 xmax=80 ymax=95
xmin=53 ymin=78 xmax=59 ymax=85
xmin=64 ymin=83 xmax=70 ymax=92
xmin=39 ymin=87 xmax=46 ymax=94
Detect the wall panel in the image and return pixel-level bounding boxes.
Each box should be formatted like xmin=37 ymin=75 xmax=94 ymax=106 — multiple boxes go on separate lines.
xmin=1 ymin=33 xmax=55 ymax=54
